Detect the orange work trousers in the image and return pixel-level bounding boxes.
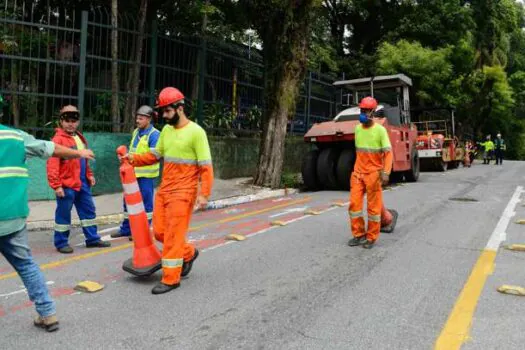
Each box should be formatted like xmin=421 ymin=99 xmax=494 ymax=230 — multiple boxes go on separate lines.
xmin=349 ymin=171 xmax=383 ymax=242
xmin=153 ymin=191 xmax=196 ymax=285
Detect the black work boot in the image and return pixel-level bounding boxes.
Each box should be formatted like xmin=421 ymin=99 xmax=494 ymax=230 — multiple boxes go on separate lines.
xmin=362 ymin=240 xmax=376 ymax=249
xmin=152 ymin=282 xmax=180 ymax=295
xmin=57 ymin=246 xmax=73 ymax=254
xmin=86 ymin=241 xmax=111 ymax=248
xmin=181 ymin=249 xmax=199 ymax=277
xmin=348 ymin=236 xmax=367 ymax=247
xmin=110 ymin=231 xmax=129 ymax=239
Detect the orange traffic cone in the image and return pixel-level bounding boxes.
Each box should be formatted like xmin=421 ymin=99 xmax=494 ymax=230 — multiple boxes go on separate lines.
xmin=117 ymin=146 xmax=162 ymax=276
xmin=380 ymin=205 xmax=398 ymax=234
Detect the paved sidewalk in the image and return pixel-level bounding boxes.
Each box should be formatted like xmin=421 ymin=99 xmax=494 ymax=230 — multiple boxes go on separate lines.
xmin=27 ymin=177 xmax=297 ymax=230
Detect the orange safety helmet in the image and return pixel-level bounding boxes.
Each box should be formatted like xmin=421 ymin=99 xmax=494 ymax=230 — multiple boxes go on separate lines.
xmin=359 ymin=96 xmax=378 ymax=110
xmin=156 ymin=87 xmax=185 ymax=108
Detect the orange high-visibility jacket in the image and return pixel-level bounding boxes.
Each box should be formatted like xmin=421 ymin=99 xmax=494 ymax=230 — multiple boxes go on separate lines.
xmin=131 ymin=121 xmax=213 ymax=197
xmin=353 ymin=121 xmax=393 ymax=175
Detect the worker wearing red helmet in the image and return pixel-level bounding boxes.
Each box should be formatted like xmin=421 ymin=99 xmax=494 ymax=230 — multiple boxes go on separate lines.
xmin=123 ymin=87 xmax=213 ymax=294
xmin=347 ymin=96 xmax=394 ymax=249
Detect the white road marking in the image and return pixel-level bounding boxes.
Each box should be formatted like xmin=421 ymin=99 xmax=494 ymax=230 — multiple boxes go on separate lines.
xmin=269 ymin=207 xmax=309 ymax=218
xmin=486 ymin=186 xmax=524 ymax=251
xmin=1 ymin=281 xmax=54 ymax=298
xmin=202 ymin=202 xmax=350 ymax=253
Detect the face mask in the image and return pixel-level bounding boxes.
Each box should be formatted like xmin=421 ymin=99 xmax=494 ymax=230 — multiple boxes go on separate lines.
xmin=359 ymin=112 xmax=369 ymax=124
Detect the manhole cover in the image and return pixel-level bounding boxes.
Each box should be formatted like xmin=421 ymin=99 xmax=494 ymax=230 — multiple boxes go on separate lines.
xmin=449 ymin=197 xmax=479 ymax=202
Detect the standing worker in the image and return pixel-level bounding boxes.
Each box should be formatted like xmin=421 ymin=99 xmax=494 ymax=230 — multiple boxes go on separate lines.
xmin=112 ymin=105 xmax=160 ymax=239
xmin=495 ymin=133 xmax=506 ymax=165
xmin=347 ymin=97 xmax=393 ymax=249
xmin=47 ymin=105 xmax=111 ymax=254
xmin=122 ymin=87 xmax=213 ymax=294
xmin=480 ymin=135 xmax=494 ymax=164
xmin=0 ymin=119 xmax=96 ymax=331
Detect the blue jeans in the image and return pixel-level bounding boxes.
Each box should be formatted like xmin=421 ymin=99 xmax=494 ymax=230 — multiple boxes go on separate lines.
xmin=0 ymin=227 xmax=56 ymax=317
xmin=119 ymin=177 xmax=155 ymax=236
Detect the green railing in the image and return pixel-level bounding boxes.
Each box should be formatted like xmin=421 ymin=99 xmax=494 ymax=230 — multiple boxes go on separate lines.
xmin=0 ymin=3 xmax=336 ymax=138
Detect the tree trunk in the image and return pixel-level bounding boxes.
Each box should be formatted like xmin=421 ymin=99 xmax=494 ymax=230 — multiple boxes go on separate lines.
xmin=124 ymin=0 xmax=148 ymax=132
xmin=10 ymin=63 xmax=20 ymax=128
xmin=111 ymin=0 xmax=120 ymax=132
xmin=253 ymin=0 xmax=315 ymax=188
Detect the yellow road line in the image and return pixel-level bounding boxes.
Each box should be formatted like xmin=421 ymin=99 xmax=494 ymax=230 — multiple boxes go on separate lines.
xmin=0 ymin=196 xmax=312 ymax=281
xmin=434 ymin=250 xmax=496 ymax=349
xmin=0 ymin=243 xmax=133 ymax=281
xmin=435 ymin=186 xmax=522 ymax=349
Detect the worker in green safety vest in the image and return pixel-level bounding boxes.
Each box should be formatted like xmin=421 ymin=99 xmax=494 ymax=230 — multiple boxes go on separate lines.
xmin=480 ymin=135 xmax=495 ymax=164
xmin=495 ymin=133 xmax=506 ymax=165
xmin=112 ymin=105 xmax=161 ymax=239
xmin=0 ymin=121 xmax=95 ymax=332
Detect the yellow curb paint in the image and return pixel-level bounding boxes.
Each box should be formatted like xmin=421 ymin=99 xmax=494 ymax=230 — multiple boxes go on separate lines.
xmin=304 ymin=209 xmax=322 ymax=215
xmin=270 ymin=221 xmax=287 ymax=226
xmin=497 ymin=285 xmax=525 ymax=296
xmin=505 ymin=244 xmax=525 ymax=252
xmin=434 ymin=250 xmax=496 ymax=350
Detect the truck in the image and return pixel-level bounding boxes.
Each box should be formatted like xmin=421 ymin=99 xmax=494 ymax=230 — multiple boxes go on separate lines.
xmin=301 ymin=74 xmax=420 ymax=191
xmin=412 ymin=108 xmax=465 ymax=171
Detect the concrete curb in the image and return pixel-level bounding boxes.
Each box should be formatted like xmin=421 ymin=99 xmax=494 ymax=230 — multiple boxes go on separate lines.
xmin=26 ymin=188 xmax=299 ymax=232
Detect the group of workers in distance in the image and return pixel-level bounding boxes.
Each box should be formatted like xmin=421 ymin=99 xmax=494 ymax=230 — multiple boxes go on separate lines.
xmin=464 ymin=133 xmax=506 ymax=167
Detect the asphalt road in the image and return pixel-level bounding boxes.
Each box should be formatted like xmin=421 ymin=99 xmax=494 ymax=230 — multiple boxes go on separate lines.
xmin=2 ymin=161 xmax=525 ymax=350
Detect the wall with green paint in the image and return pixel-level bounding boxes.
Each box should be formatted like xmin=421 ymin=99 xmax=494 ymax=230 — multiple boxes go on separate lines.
xmin=27 ymin=132 xmax=311 ymax=201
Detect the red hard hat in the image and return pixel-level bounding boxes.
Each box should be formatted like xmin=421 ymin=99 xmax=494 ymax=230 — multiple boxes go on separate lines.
xmin=156 ymin=87 xmax=185 ymax=108
xmin=359 ymin=96 xmax=378 ymax=110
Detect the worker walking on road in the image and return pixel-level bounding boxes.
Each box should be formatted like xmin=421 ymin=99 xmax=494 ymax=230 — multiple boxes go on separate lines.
xmin=495 ymin=133 xmax=506 ymax=165
xmin=123 ymin=87 xmax=213 ymax=294
xmin=47 ymin=106 xmax=111 ymax=254
xmin=112 ymin=105 xmax=160 ymax=239
xmin=481 ymin=135 xmax=494 ymax=164
xmin=348 ymin=97 xmax=393 ymax=249
xmin=0 ymin=120 xmax=96 ymax=331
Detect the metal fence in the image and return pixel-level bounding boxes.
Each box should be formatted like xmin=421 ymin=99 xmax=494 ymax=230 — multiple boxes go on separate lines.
xmin=0 ymin=2 xmax=336 ymax=138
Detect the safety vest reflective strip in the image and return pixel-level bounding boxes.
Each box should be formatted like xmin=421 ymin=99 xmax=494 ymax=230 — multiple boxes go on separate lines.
xmin=159 ymin=122 xmax=213 ymax=166
xmin=0 ymin=167 xmax=29 ymax=178
xmin=0 ymin=130 xmax=25 ymax=140
xmin=81 ymin=219 xmax=97 ymax=227
xmin=349 ymin=211 xmax=363 ymax=218
xmin=0 ymin=126 xmax=29 ymax=222
xmin=369 ymin=214 xmax=381 ymax=223
xmin=130 ymin=128 xmax=160 ymax=178
xmin=162 ymin=258 xmax=183 ymax=268
xmin=355 ymin=123 xmax=391 ymax=153
xmin=54 ymin=223 xmax=70 ymax=232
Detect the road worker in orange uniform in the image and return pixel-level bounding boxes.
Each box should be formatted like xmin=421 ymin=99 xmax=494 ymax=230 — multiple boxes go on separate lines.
xmin=124 ymin=87 xmax=213 ymax=294
xmin=348 ymin=97 xmax=393 ymax=249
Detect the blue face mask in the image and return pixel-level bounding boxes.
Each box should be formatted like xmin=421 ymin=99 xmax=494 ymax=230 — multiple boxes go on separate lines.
xmin=359 ymin=112 xmax=369 ymax=124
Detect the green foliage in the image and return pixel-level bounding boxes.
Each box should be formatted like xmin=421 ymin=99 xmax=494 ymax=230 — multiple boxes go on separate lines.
xmin=377 ymin=40 xmax=453 ymax=105
xmin=280 ymin=172 xmax=302 ymax=189
xmin=202 ymin=102 xmax=235 ymax=132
